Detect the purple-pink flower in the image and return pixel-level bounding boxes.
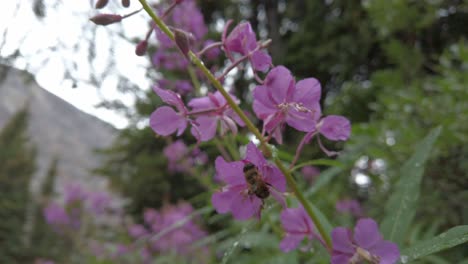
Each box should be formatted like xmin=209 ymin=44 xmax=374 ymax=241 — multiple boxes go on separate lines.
xmin=253 ymin=66 xmax=322 ymax=143
xmin=280 ymin=206 xmax=322 ymax=252
xmin=335 ymin=199 xmax=364 ymax=218
xmin=331 ymin=218 xmax=400 ymax=264
xmin=211 ymin=142 xmax=286 ymax=220
xmin=44 ymin=202 xmax=70 ymax=226
xmin=150 ymin=86 xmax=189 ymax=136
xmin=188 ymin=91 xmax=245 ymax=141
xmin=224 ymin=22 xmax=272 ymax=72
xmin=144 ymin=202 xmax=207 ymax=256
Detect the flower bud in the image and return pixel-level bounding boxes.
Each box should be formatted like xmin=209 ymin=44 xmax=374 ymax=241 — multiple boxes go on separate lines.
xmin=174 ymin=28 xmax=195 ymax=58
xmin=95 ymin=0 xmax=109 ymax=9
xmin=135 ymin=40 xmax=148 ymax=56
xmin=90 ymin=14 xmax=122 ymax=26
xmin=121 ymin=0 xmax=130 ymax=8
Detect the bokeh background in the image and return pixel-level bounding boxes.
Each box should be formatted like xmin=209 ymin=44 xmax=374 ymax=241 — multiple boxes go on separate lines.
xmin=0 ymin=0 xmax=467 ymax=263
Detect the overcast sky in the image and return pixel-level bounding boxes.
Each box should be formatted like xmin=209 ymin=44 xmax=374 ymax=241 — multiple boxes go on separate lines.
xmin=0 ymin=0 xmax=152 ymax=128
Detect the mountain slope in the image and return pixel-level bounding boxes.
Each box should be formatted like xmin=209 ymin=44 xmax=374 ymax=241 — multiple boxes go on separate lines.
xmin=0 ymin=65 xmax=117 ymax=193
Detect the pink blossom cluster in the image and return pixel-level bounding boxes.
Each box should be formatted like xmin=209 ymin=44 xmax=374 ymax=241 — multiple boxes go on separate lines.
xmin=123 ymin=202 xmax=208 ymax=262
xmin=43 ymin=183 xmax=112 ymax=232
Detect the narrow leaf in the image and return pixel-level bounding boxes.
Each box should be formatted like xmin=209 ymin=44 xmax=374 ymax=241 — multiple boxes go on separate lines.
xmin=305 ymin=167 xmax=343 ymax=197
xmin=401 ymin=225 xmax=468 ymax=263
xmin=381 ymin=127 xmax=442 ymax=245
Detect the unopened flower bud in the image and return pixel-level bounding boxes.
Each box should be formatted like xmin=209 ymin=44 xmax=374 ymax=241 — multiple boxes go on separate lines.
xmin=90 ymin=14 xmax=122 ymax=26
xmin=174 ymin=29 xmax=195 ymax=58
xmin=135 ymin=40 xmax=148 ymax=56
xmin=95 ymin=0 xmax=109 ymax=9
xmin=121 ymin=0 xmax=130 ymax=8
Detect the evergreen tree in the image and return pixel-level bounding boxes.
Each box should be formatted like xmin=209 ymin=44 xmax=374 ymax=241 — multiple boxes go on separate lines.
xmin=0 ymin=107 xmax=37 ymax=263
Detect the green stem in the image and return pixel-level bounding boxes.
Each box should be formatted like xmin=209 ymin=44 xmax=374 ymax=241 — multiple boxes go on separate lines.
xmin=187 ymin=65 xmax=201 ymax=95
xmin=138 ymin=0 xmax=332 ymax=249
xmin=274 ymin=159 xmax=332 ymax=248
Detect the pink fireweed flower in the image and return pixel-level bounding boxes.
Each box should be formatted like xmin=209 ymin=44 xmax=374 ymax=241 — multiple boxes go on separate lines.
xmin=211 ymin=142 xmax=286 ymax=220
xmin=253 ymin=65 xmax=321 ymax=143
xmin=331 ymin=218 xmax=400 ymax=264
xmin=163 ymin=140 xmax=207 ymax=172
xmin=150 ymin=86 xmax=189 ymax=136
xmin=280 ymin=206 xmax=324 ymax=252
xmin=223 ymin=21 xmax=272 ymax=72
xmin=316 ymin=115 xmax=351 ymax=141
xmin=188 ymin=91 xmax=245 ymax=141
xmin=301 ymin=165 xmax=320 ymax=184
xmin=145 ymin=203 xmax=207 ymax=256
xmin=44 ymin=202 xmax=70 ymax=227
xmin=335 ymin=199 xmax=364 ymax=218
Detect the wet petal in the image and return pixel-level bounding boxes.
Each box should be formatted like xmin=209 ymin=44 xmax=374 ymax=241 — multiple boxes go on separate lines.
xmin=319 ymin=115 xmax=351 ymax=141
xmin=150 ymin=106 xmax=187 ymax=136
xmin=214 ymin=156 xmax=245 ymax=186
xmin=354 ymin=218 xmax=383 ymax=249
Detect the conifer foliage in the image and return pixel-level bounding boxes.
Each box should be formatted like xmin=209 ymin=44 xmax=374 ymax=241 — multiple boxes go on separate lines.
xmin=0 ymin=107 xmax=37 ymax=262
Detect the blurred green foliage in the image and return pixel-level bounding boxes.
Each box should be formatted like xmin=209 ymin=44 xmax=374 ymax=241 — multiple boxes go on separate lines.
xmin=0 ymin=108 xmax=36 ymax=262
xmin=93 ymin=0 xmax=468 ymax=262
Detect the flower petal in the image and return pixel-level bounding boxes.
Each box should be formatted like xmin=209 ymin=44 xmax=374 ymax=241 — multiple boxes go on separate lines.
xmin=285 ymin=108 xmax=317 ymax=132
xmin=193 ymin=116 xmax=218 ymax=141
xmin=294 ymin=78 xmax=321 ymax=108
xmin=150 ymin=106 xmax=187 ymax=136
xmin=331 ymin=227 xmax=355 ymax=254
xmin=263 ymin=166 xmax=286 ymax=192
xmin=318 ymin=115 xmax=351 ymax=141
xmin=230 ymin=193 xmax=262 ymax=220
xmin=215 ymin=156 xmax=245 ymax=186
xmin=280 ymin=207 xmax=309 ymax=233
xmin=245 ymin=142 xmax=267 ymax=167
xmin=331 ymin=253 xmax=352 ymax=264
xmin=212 ymin=187 xmax=239 ymax=214
xmin=153 ymin=86 xmax=186 ymax=113
xmin=353 ymin=218 xmax=383 ymax=249
xmin=188 ymin=96 xmax=215 ymax=110
xmin=369 ymin=240 xmax=400 ymax=264
xmin=253 ymin=85 xmax=278 ymax=119
xmin=264 ymin=66 xmax=295 ymax=104
xmin=279 ymin=234 xmax=304 ymax=253
xmin=250 ymin=50 xmax=272 ymax=72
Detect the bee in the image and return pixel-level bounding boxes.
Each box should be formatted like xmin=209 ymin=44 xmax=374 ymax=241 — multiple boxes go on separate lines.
xmin=243 ymin=162 xmax=270 ymax=199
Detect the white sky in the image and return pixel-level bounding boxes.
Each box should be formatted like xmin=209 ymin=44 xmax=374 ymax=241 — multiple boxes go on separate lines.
xmin=0 ymin=0 xmax=151 ymax=128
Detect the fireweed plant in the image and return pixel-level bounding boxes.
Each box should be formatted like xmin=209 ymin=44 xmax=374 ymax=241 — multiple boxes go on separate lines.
xmin=87 ymin=0 xmax=468 ymax=263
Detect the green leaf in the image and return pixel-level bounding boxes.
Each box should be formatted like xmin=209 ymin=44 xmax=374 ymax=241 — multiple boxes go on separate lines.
xmin=401 ymin=225 xmax=468 ymax=263
xmin=305 ymin=167 xmax=343 ymax=197
xmin=381 ymin=127 xmax=442 ymax=246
